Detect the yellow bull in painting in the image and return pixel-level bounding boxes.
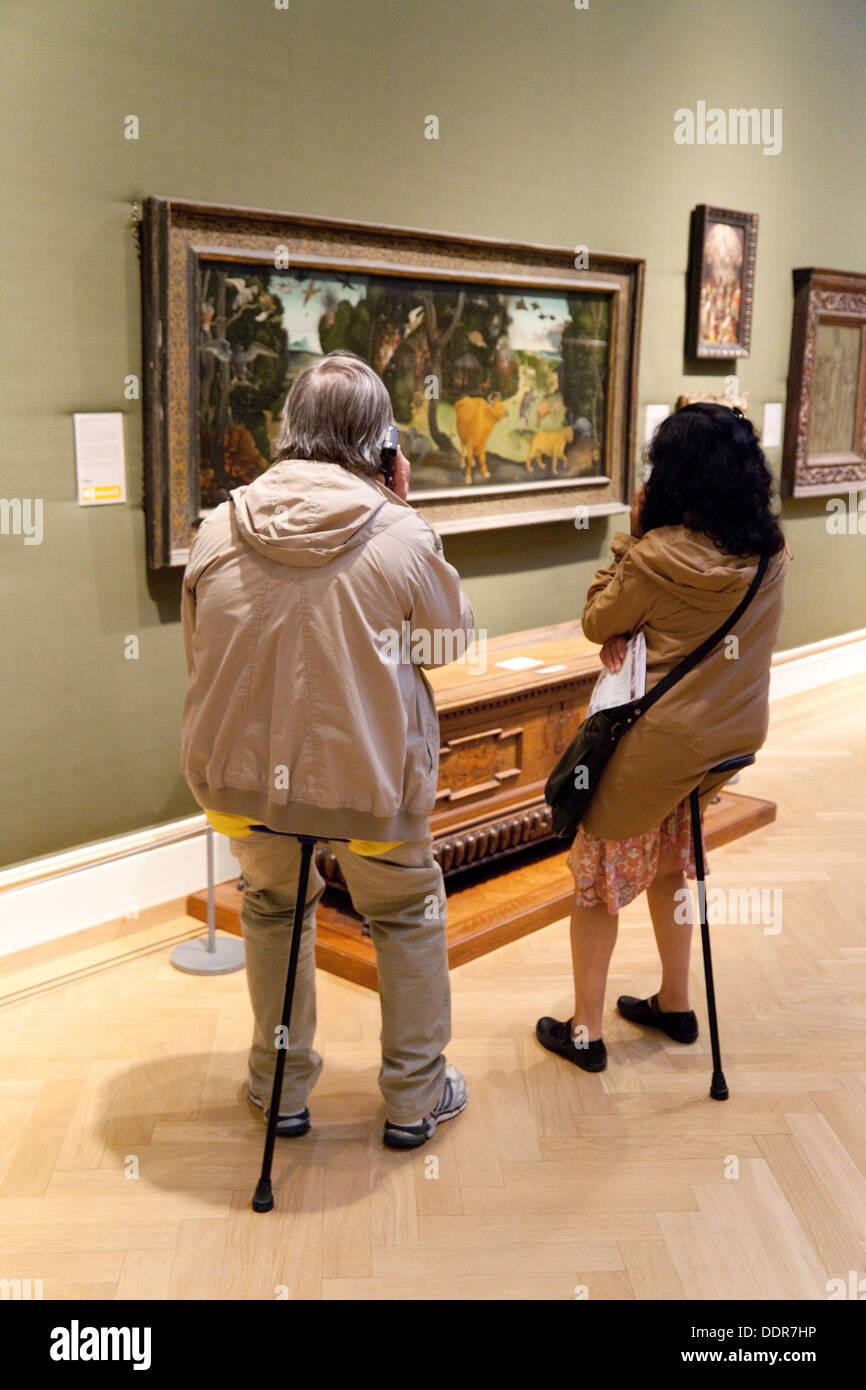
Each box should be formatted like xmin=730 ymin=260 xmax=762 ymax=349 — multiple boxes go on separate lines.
xmin=454 ymin=393 xmax=508 ymax=484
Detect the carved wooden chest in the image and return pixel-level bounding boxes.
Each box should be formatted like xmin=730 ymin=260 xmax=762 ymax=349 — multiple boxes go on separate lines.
xmin=318 ymin=621 xmax=599 ymax=885
xmin=187 ymin=619 xmax=776 ymax=987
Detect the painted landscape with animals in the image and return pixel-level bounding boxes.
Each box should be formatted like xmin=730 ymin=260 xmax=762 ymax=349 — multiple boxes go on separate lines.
xmin=198 ymin=259 xmax=610 ymax=508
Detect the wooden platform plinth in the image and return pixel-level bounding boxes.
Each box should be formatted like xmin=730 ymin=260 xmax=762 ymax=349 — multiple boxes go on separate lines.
xmin=186 ymin=790 xmax=776 ymax=991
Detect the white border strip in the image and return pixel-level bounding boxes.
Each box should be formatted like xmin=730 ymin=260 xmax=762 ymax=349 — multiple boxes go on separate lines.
xmin=1 ymin=628 xmax=864 ymax=958
xmin=769 ymin=628 xmax=866 ymax=702
xmin=0 ymin=822 xmax=239 ymax=959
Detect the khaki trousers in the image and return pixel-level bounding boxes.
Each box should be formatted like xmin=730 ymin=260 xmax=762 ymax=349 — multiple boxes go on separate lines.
xmin=228 ymin=831 xmax=451 ymax=1125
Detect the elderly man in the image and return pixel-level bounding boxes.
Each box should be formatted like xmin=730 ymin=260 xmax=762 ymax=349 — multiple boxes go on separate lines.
xmin=181 ymin=350 xmax=476 ymax=1148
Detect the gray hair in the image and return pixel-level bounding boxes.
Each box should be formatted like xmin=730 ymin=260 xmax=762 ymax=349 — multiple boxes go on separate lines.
xmin=272 ymin=349 xmax=393 ymax=477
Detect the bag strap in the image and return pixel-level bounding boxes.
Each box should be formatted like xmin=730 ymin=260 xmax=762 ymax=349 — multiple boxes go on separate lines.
xmin=636 ymin=550 xmax=770 ymax=714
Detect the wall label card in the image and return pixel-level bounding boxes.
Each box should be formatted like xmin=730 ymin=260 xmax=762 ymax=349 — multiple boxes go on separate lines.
xmin=761 ymin=402 xmax=783 ymax=449
xmin=644 ymin=404 xmax=670 ymax=444
xmin=74 ymin=413 xmax=127 ymax=505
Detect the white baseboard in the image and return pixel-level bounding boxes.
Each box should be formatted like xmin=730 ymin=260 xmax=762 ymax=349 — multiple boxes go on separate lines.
xmin=2 ymin=627 xmax=865 ymax=960
xmin=769 ymin=628 xmax=866 ymax=702
xmin=0 ymin=820 xmax=240 ymax=959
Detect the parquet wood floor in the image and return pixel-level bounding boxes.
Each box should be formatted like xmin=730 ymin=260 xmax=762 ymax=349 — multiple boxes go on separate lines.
xmin=1 ymin=676 xmax=864 ymax=1300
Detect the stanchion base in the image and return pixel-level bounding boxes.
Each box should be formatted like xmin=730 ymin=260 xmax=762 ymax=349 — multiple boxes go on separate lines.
xmin=252 ymin=1178 xmax=274 ymax=1213
xmin=171 ymin=933 xmax=246 ymax=975
xmin=710 ymin=1072 xmax=729 ymax=1101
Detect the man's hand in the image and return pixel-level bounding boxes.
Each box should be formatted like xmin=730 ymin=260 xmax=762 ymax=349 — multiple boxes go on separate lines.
xmin=599 ymin=634 xmax=628 ymax=673
xmin=392 ymin=445 xmax=411 ymax=501
xmin=630 ymin=483 xmax=646 ymax=538
xmin=378 ymin=445 xmax=411 ymax=501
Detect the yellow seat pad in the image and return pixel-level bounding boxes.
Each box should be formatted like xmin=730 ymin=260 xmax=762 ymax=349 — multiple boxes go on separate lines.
xmin=203 ymin=810 xmax=402 ymax=856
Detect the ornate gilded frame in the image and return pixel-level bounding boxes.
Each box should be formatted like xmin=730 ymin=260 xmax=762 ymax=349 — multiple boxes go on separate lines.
xmin=781 ymin=267 xmax=866 ymax=497
xmin=140 ymin=197 xmax=644 ymax=568
xmin=686 ymin=204 xmax=758 ymax=360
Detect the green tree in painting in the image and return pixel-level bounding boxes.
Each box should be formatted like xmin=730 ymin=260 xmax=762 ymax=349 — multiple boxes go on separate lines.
xmin=319 ymin=296 xmax=371 ymax=360
xmin=417 ymin=289 xmax=466 ymax=448
xmin=420 ymin=289 xmax=517 ymax=447
xmin=560 ymin=295 xmax=610 ymax=441
xmin=227 ymin=278 xmax=289 ymax=461
xmin=316 ymin=279 xmax=516 ymax=452
xmin=319 ymin=279 xmax=428 ymax=423
xmin=199 ymin=267 xmax=289 ymax=501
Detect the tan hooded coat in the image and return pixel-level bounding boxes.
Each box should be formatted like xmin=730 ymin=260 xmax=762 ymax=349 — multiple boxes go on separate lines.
xmin=579 ymin=526 xmax=791 ymax=840
xmin=180 ymin=459 xmax=475 ymax=843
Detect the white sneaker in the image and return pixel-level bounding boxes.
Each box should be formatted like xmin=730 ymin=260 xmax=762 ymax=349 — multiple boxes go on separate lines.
xmin=245 ymin=1083 xmax=310 ymax=1137
xmin=383 ymin=1065 xmax=468 ymax=1149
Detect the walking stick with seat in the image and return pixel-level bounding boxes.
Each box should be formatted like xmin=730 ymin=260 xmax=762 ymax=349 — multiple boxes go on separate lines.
xmin=251 ymin=832 xmax=349 ymax=1213
xmin=689 ymin=753 xmax=756 ymax=1103
xmin=252 ymin=833 xmax=316 ymax=1213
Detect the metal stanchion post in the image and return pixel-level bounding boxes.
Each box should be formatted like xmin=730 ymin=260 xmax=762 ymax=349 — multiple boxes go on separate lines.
xmin=172 ymin=826 xmax=246 ymax=974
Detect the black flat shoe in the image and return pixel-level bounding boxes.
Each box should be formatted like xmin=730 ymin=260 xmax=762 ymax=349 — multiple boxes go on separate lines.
xmin=616 ymin=993 xmax=699 ymax=1044
xmin=536 ymin=1016 xmax=607 ymax=1071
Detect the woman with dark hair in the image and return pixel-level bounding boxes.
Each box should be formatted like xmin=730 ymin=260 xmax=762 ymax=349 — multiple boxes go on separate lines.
xmin=537 ymin=403 xmax=791 ymax=1071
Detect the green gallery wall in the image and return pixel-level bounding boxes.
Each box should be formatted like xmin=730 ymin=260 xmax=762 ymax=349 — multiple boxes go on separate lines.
xmin=2 ymin=0 xmax=864 ymax=869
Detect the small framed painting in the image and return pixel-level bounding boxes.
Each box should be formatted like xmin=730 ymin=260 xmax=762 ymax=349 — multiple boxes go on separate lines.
xmin=781 ymin=267 xmax=866 ymax=496
xmin=675 ymin=390 xmax=750 ymax=414
xmin=686 ymin=205 xmax=758 ymax=359
xmin=139 ymin=198 xmax=644 ymax=567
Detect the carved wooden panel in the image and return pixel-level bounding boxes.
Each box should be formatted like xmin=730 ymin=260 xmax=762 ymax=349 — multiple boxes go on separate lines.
xmin=436 ymin=726 xmax=522 ymax=805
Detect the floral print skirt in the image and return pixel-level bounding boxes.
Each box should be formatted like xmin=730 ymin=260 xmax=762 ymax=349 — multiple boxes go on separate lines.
xmin=567 ymin=798 xmax=703 ymax=914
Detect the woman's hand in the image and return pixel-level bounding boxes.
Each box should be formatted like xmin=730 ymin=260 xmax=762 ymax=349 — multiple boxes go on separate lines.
xmin=599 ymin=634 xmax=628 ymax=673
xmin=630 ymin=483 xmax=646 ymax=538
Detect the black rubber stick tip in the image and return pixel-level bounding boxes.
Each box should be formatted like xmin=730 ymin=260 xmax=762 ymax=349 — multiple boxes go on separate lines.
xmin=252 ymin=1179 xmax=274 ymax=1212
xmin=710 ymin=1072 xmax=729 ymax=1102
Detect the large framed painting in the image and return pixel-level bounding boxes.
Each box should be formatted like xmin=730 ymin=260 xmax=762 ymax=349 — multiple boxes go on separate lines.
xmin=781 ymin=267 xmax=866 ymax=497
xmin=686 ymin=205 xmax=758 ymax=359
xmin=139 ymin=198 xmax=644 ymax=567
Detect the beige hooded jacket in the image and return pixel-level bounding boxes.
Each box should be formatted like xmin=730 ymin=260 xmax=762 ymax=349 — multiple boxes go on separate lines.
xmin=180 ymin=459 xmax=475 ymax=843
xmin=579 ymin=525 xmax=791 ymax=840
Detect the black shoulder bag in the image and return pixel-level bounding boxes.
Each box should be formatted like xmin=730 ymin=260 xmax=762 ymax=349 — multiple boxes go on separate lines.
xmin=544 ymin=551 xmax=770 ymax=840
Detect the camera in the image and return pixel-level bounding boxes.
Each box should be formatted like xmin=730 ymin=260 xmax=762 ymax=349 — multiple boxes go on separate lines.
xmin=380 ymin=424 xmax=399 ymax=489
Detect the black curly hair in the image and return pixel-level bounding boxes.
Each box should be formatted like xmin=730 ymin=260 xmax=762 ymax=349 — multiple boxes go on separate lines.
xmin=639 ymin=403 xmax=785 ymax=557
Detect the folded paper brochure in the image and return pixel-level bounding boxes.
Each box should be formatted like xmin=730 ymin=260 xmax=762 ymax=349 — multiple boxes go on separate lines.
xmin=585 ymin=631 xmax=647 ymax=718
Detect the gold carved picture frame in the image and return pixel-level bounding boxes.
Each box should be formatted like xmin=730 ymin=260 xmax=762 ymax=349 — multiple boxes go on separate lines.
xmin=140 ymin=198 xmax=644 ymax=567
